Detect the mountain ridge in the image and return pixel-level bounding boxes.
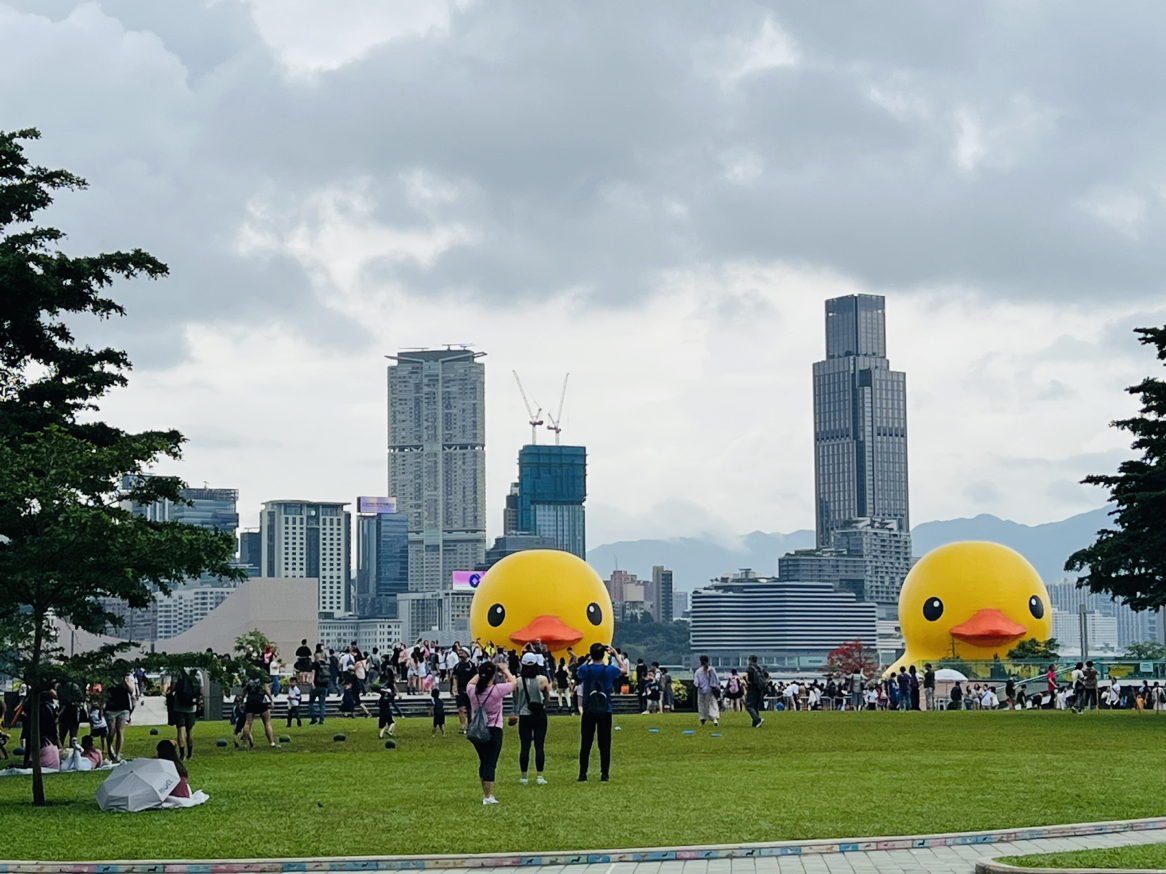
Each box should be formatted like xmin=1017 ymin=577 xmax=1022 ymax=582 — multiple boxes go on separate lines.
xmin=586 ymin=507 xmax=1110 ymax=597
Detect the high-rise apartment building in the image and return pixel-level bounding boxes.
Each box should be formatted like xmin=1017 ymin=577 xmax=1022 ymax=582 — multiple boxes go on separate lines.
xmin=238 ymin=530 xmax=262 ymax=576
xmin=516 ymin=444 xmax=586 ymax=558
xmin=813 ymin=294 xmax=909 ymax=546
xmin=387 ymin=348 xmax=487 ymax=591
xmin=260 ymin=500 xmax=352 ymax=617
xmin=356 ymin=508 xmax=409 ymax=618
xmin=652 ymin=565 xmax=674 ymax=624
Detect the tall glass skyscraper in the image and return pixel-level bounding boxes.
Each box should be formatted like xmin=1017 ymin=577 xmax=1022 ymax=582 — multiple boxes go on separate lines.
xmin=516 ymin=444 xmax=586 ymax=558
xmin=387 ymin=348 xmax=487 ymax=591
xmin=812 ymin=294 xmax=909 ymax=547
xmin=356 ymin=509 xmax=409 ymax=618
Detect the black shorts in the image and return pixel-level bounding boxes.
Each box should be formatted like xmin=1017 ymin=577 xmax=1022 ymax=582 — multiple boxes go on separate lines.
xmin=89 ymin=726 xmax=108 ymax=739
xmin=433 ymin=714 xmax=446 ymax=726
xmin=245 ymin=701 xmax=269 ymax=715
xmin=456 ymin=692 xmax=471 ymax=711
xmin=173 ymin=710 xmax=197 ymax=730
xmin=379 ymin=714 xmax=395 ymax=728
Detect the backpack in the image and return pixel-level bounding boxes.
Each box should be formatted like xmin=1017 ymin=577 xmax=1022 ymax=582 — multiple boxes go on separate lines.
xmin=524 ymin=678 xmax=545 ymax=714
xmin=728 ymin=676 xmax=740 ymax=694
xmin=466 ymin=686 xmax=494 ymax=743
xmin=175 ymin=670 xmax=198 ymax=707
xmin=585 ymin=665 xmax=610 ymax=715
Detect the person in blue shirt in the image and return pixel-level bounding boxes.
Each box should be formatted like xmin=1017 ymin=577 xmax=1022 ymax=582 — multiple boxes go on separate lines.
xmin=577 ymin=642 xmax=627 ymax=783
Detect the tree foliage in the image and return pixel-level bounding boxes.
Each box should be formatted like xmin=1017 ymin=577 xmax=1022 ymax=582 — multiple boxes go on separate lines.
xmin=613 ymin=619 xmax=690 ymax=666
xmin=0 ymin=129 xmax=244 ymax=805
xmin=1007 ymin=638 xmax=1061 ymax=660
xmin=1067 ymin=327 xmax=1166 ymax=611
xmin=824 ymin=639 xmax=879 ymax=677
xmin=1124 ymin=641 xmax=1166 ymax=661
xmin=235 ymin=628 xmax=276 ymax=657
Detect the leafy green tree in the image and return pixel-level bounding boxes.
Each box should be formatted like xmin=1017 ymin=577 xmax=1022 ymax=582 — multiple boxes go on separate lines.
xmin=613 ymin=619 xmax=690 ymax=666
xmin=1067 ymin=327 xmax=1166 ymax=610
xmin=1007 ymin=638 xmax=1061 ymax=660
xmin=235 ymin=628 xmax=276 ymax=658
xmin=0 ymin=129 xmax=244 ymax=806
xmin=1125 ymin=641 xmax=1166 ymax=660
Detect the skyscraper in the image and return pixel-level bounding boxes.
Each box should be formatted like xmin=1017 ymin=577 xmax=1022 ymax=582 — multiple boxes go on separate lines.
xmin=516 ymin=444 xmax=586 ymax=558
xmin=813 ymin=294 xmax=909 ymax=547
xmin=356 ymin=507 xmax=409 ymax=618
xmin=260 ymin=500 xmax=352 ymax=616
xmin=387 ymin=348 xmax=487 ymax=592
xmin=122 ymin=478 xmax=240 ymax=535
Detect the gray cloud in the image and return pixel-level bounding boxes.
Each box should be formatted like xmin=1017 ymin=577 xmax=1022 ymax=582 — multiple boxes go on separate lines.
xmin=5 ymin=0 xmax=1166 ymax=375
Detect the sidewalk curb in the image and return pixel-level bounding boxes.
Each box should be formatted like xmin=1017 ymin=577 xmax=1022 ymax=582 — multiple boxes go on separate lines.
xmin=977 ymin=860 xmax=1166 ymax=874
xmin=5 ymin=817 xmax=1166 ymax=873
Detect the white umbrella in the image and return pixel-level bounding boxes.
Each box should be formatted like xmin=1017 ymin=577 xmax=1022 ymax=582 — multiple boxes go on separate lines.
xmin=935 ymin=668 xmax=968 ymax=681
xmin=96 ymin=759 xmax=180 ymax=812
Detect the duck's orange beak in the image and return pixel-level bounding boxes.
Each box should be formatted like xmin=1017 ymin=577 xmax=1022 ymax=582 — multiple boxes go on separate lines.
xmin=949 ymin=608 xmax=1027 ymax=648
xmin=510 ymin=615 xmax=583 ymax=648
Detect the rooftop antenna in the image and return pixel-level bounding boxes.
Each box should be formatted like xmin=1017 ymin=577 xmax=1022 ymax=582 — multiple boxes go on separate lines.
xmin=544 ymin=373 xmax=570 ymax=445
xmin=512 ymin=371 xmax=544 ymax=445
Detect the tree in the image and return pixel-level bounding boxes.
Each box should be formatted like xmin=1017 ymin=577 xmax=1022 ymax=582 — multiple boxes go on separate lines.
xmin=235 ymin=628 xmax=276 ymax=658
xmin=1007 ymin=638 xmax=1061 ymax=660
xmin=1125 ymin=641 xmax=1166 ymax=661
xmin=0 ymin=130 xmax=244 ymax=806
xmin=823 ymin=640 xmax=879 ymax=677
xmin=612 ymin=619 xmax=690 ymax=666
xmin=1067 ymin=327 xmax=1166 ymax=611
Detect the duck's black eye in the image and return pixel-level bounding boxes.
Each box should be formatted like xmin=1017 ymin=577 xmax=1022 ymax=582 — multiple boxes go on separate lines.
xmin=487 ymin=604 xmax=505 ymax=627
xmin=923 ymin=597 xmax=944 ymax=621
xmin=586 ymin=602 xmax=603 ymax=626
xmin=1028 ymin=596 xmax=1044 ymax=620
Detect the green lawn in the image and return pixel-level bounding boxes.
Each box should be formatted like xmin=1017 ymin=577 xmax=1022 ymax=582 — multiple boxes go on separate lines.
xmin=1003 ymin=843 xmax=1166 ymax=869
xmin=2 ymin=710 xmax=1165 ymax=861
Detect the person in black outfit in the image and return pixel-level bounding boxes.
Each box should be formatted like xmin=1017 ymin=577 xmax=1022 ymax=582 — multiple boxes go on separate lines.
xmin=450 ymin=648 xmax=477 ymax=734
xmin=309 ymin=660 xmax=329 ymax=724
xmin=744 ymin=655 xmax=766 ymax=728
xmin=577 ymin=642 xmax=627 ymax=783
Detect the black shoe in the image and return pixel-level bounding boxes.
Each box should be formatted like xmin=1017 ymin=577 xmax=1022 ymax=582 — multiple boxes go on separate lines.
xmin=600 ymin=775 xmax=609 ymax=782
xmin=577 ymin=775 xmax=588 ymax=782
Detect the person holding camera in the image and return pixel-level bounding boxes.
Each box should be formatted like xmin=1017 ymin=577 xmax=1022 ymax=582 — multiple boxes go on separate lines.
xmin=577 ymin=643 xmax=627 ymax=783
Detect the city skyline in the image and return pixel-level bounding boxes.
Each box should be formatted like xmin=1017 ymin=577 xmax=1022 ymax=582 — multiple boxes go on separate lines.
xmin=20 ymin=4 xmax=1164 ymax=548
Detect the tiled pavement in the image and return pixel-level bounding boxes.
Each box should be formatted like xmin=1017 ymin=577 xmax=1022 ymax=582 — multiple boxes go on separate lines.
xmin=421 ymin=829 xmax=1166 ymax=874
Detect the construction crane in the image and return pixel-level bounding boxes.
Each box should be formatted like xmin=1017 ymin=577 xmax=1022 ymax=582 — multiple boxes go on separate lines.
xmin=545 ymin=373 xmax=570 ymax=445
xmin=512 ymin=371 xmax=544 ymax=445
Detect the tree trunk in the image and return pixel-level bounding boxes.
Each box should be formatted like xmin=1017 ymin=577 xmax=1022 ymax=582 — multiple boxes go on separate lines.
xmin=29 ymin=624 xmax=44 ymax=806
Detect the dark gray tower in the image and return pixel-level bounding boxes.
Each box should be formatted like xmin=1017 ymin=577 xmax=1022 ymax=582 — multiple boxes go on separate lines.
xmin=812 ymin=295 xmax=908 ymax=547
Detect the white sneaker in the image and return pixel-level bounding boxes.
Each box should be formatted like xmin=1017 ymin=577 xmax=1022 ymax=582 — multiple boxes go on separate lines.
xmin=519 ymin=777 xmax=529 ymax=785
xmin=536 ymin=776 xmax=548 ymax=785
xmin=483 ymin=796 xmax=500 ymax=805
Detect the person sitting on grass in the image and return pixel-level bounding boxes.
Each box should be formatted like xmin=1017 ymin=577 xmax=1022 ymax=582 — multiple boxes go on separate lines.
xmin=155 ymin=740 xmax=191 ymax=798
xmin=81 ymin=734 xmax=102 ymax=768
xmin=430 ymin=687 xmax=446 ymax=738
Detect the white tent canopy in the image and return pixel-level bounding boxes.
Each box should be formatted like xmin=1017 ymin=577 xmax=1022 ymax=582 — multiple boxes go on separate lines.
xmin=934 ymin=668 xmax=968 ymax=681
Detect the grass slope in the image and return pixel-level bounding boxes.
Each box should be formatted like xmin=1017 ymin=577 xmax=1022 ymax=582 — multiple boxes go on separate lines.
xmin=1003 ymin=844 xmax=1166 ymax=869
xmin=2 ymin=710 xmax=1165 ymax=861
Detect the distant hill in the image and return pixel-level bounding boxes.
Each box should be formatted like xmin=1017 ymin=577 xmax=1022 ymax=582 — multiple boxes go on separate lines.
xmin=586 ymin=507 xmax=1112 ymax=594
xmin=586 ymin=529 xmax=816 ymax=596
xmin=910 ymin=506 xmax=1111 ymax=582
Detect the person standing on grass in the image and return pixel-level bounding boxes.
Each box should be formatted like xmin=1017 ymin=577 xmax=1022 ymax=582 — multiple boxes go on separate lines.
xmin=106 ymin=675 xmax=134 ymax=763
xmin=1005 ymin=676 xmax=1016 ymax=710
xmin=1083 ymin=661 xmax=1099 ymax=711
xmin=693 ymin=655 xmax=721 ymax=727
xmin=466 ymin=660 xmax=516 ymax=805
xmin=923 ymin=664 xmax=936 ymax=711
xmin=310 ymin=658 xmax=329 ymax=724
xmin=896 ymin=667 xmax=910 ymax=711
xmin=908 ymin=665 xmax=921 ymax=710
xmin=950 ymin=681 xmax=963 ymax=711
xmin=1047 ymin=663 xmax=1058 ymax=702
xmin=377 ymin=683 xmax=396 ymax=739
xmin=555 ymin=659 xmax=571 ymax=712
xmin=661 ymin=667 xmax=675 ymax=713
xmin=577 ymin=643 xmax=626 ymax=783
xmin=286 ymin=681 xmax=303 ymax=727
xmin=241 ymin=676 xmax=278 ymax=748
xmin=451 ymin=648 xmax=477 ymax=735
xmin=169 ymin=668 xmax=201 ymax=760
xmin=515 ymin=652 xmax=551 ymax=784
xmin=431 ymin=688 xmax=446 ymax=737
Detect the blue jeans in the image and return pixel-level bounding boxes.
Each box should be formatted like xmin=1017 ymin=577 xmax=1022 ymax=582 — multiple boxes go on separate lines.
xmin=271 ymin=676 xmax=281 ymax=697
xmin=309 ymin=687 xmax=327 ymax=723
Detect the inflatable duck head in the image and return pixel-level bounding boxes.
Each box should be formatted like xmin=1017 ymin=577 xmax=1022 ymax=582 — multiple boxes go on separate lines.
xmin=469 ymin=550 xmax=614 ymax=657
xmin=893 ymin=541 xmax=1052 ymax=671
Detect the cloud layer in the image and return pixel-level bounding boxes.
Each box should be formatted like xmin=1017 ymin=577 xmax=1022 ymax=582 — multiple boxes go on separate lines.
xmin=3 ymin=1 xmax=1164 ymax=545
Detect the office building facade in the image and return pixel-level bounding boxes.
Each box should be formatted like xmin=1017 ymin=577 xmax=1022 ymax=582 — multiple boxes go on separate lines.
xmin=260 ymin=500 xmax=352 ymax=617
xmin=689 ymin=571 xmax=877 ymax=669
xmin=480 ymin=534 xmax=558 ymax=570
xmin=516 ymin=444 xmax=586 ymax=558
xmin=123 ymin=479 xmax=241 ymax=535
xmin=652 ymin=565 xmax=674 ymax=624
xmin=813 ymin=294 xmax=909 ymax=546
xmin=356 ymin=509 xmax=409 ymax=618
xmin=387 ymin=348 xmax=487 ymax=591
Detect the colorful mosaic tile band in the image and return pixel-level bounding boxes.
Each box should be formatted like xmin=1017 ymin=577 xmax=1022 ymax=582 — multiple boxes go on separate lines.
xmin=4 ymin=817 xmax=1165 ymax=873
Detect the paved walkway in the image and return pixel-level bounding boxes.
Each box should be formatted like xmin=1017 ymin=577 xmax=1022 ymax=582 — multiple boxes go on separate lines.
xmin=425 ymin=830 xmax=1166 ymax=874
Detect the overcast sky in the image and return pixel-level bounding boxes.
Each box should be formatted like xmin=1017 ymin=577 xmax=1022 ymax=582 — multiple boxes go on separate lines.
xmin=4 ymin=1 xmax=1164 ymax=548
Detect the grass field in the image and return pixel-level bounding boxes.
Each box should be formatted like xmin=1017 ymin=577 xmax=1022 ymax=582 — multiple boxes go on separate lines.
xmin=1003 ymin=844 xmax=1166 ymax=869
xmin=2 ymin=709 xmax=1166 ymax=861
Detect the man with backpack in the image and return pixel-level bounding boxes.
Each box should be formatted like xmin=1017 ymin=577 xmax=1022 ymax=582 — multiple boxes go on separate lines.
xmin=744 ymin=655 xmax=766 ymax=727
xmin=577 ymin=642 xmax=627 ymax=783
xmin=170 ymin=668 xmax=201 ymax=760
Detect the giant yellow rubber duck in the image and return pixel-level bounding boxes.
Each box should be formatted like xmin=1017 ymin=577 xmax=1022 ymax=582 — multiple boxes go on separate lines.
xmin=887 ymin=541 xmax=1053 ymax=674
xmin=469 ymin=550 xmax=614 ymax=657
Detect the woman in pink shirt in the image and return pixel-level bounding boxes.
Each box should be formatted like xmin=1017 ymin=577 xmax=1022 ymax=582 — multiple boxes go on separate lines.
xmin=465 ymin=660 xmax=515 ymax=805
xmin=155 ymin=740 xmax=191 ymax=798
